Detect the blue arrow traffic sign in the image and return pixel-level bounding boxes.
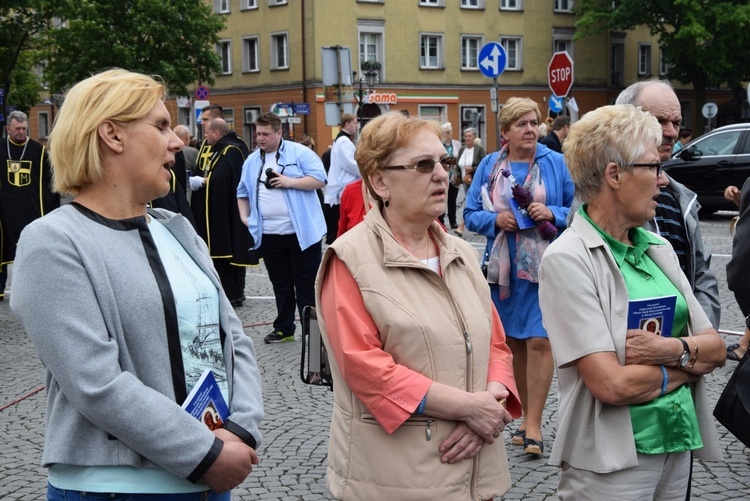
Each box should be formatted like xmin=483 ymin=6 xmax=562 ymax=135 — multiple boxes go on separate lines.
xmin=478 ymin=42 xmax=507 ymax=79
xmin=549 ymin=95 xmax=563 ymax=113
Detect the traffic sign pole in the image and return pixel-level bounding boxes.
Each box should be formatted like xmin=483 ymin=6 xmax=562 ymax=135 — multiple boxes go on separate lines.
xmin=478 ymin=42 xmax=508 ymax=152
xmin=493 ymin=77 xmax=501 ymax=152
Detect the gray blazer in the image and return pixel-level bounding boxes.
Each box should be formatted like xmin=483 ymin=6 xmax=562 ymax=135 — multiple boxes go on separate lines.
xmin=10 ymin=204 xmax=263 ymax=483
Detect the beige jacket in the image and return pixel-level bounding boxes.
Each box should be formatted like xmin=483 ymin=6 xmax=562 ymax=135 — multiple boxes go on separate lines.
xmin=539 ymin=214 xmax=722 ymax=473
xmin=315 ymin=207 xmax=513 ymax=501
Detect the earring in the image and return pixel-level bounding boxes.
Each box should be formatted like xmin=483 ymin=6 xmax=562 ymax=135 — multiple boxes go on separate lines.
xmin=383 ymin=198 xmax=390 ymax=208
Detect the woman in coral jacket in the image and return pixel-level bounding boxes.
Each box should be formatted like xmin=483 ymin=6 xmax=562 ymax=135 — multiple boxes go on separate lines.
xmin=316 ymin=111 xmax=520 ymax=501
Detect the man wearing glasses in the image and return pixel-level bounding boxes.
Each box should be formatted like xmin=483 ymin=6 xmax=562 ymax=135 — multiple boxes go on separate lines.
xmin=237 ymin=113 xmax=327 ymax=344
xmin=616 ymin=80 xmax=720 ymax=332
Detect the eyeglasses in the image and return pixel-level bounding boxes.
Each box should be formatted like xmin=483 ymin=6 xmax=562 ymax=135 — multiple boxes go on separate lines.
xmin=382 ymin=157 xmax=454 ymax=174
xmin=630 ymin=162 xmax=665 ymax=177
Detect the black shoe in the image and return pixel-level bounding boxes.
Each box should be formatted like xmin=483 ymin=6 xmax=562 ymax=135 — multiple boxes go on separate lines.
xmin=450 ymin=223 xmax=458 ymax=229
xmin=264 ymin=331 xmax=295 ymax=344
xmin=229 ymin=298 xmax=244 ymax=307
xmin=0 ymin=294 xmax=4 ymax=302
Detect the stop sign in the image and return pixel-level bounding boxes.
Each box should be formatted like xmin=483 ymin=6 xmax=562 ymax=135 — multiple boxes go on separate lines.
xmin=548 ymin=51 xmax=574 ymax=98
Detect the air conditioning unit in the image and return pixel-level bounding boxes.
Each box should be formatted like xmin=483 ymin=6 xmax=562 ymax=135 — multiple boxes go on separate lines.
xmin=244 ymin=109 xmax=259 ymax=124
xmin=462 ymin=107 xmax=478 ymax=122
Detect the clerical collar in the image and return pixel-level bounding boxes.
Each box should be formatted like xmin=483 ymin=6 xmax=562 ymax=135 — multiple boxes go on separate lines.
xmin=8 ymin=137 xmax=29 ymax=147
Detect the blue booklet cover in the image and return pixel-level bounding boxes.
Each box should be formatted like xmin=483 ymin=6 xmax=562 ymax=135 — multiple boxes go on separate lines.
xmin=181 ymin=369 xmax=230 ymax=430
xmin=627 ymin=295 xmax=677 ymax=338
xmin=509 ymin=197 xmax=537 ymax=230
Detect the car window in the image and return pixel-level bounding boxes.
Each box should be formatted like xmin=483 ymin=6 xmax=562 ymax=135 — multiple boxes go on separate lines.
xmin=692 ymin=130 xmax=742 ymax=156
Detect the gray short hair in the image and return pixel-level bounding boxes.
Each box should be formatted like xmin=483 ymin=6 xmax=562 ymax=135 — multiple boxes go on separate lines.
xmin=615 ymin=79 xmax=674 ymax=107
xmin=8 ymin=111 xmax=28 ymax=124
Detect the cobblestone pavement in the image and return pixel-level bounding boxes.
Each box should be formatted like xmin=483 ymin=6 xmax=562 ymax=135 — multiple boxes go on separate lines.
xmin=1 ymin=211 xmax=749 ymax=500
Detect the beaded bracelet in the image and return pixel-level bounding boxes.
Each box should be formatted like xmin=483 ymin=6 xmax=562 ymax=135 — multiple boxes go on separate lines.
xmin=659 ymin=365 xmax=668 ymax=396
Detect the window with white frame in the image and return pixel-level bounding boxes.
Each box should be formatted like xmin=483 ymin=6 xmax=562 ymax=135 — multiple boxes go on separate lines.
xmin=420 ymin=34 xmax=443 ymax=69
xmin=269 ymin=0 xmax=287 ymax=5
xmin=418 ymin=105 xmax=446 ymax=123
xmin=461 ymin=0 xmax=484 ymax=8
xmin=500 ymin=37 xmax=522 ymax=70
xmin=552 ymin=28 xmax=575 ymax=60
xmin=359 ymin=21 xmax=385 ymax=82
xmin=242 ymin=36 xmax=259 ymax=72
xmin=271 ymin=32 xmax=288 ymax=70
xmin=461 ymin=36 xmax=482 ymax=70
xmin=659 ymin=47 xmax=670 ymax=76
xmin=554 ymin=0 xmax=573 ymax=12
xmin=214 ymin=0 xmax=230 ymax=14
xmin=241 ymin=0 xmax=258 ymax=9
xmin=419 ymin=0 xmax=443 ymax=6
xmin=639 ymin=43 xmax=652 ymax=75
xmin=217 ymin=40 xmax=232 ymax=74
xmin=500 ymin=0 xmax=521 ymax=9
xmin=38 ymin=111 xmax=50 ymax=139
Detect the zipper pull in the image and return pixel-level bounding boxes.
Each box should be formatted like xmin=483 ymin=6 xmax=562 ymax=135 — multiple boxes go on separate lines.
xmin=425 ymin=420 xmax=433 ymax=441
xmin=463 ymin=331 xmax=472 ymax=354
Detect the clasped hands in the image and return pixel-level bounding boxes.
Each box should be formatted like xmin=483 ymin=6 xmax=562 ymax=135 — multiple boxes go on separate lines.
xmin=199 ymin=427 xmax=260 ymax=492
xmin=439 ymin=388 xmax=511 ymax=465
xmin=495 ymin=203 xmax=553 ymax=232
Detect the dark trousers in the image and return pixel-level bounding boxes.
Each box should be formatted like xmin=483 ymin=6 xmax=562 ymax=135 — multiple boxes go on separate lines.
xmin=446 ymin=183 xmax=460 ymax=227
xmin=260 ymin=233 xmax=322 ymax=335
xmin=0 ymin=263 xmax=6 ymax=298
xmin=323 ymin=203 xmax=340 ymax=245
xmin=213 ymin=259 xmax=246 ymax=303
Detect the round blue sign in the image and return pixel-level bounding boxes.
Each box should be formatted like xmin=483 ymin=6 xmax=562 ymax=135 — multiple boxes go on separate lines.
xmin=195 ymin=85 xmax=210 ymax=100
xmin=478 ymin=42 xmax=507 ymax=79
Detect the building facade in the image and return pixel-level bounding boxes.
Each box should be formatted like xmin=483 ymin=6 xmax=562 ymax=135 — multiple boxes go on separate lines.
xmin=29 ymin=0 xmax=734 ymax=150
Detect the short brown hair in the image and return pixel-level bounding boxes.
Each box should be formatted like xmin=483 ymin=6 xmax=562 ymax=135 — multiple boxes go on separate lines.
xmin=256 ymin=112 xmax=282 ymax=132
xmin=355 ymin=112 xmax=442 ymax=205
xmin=341 ymin=113 xmax=357 ymax=128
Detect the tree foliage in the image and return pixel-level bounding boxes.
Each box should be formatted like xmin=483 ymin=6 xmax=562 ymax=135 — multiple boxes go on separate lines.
xmin=46 ymin=0 xmax=225 ymax=97
xmin=574 ymin=0 xmax=750 ymax=128
xmin=0 ymin=0 xmax=59 ymax=115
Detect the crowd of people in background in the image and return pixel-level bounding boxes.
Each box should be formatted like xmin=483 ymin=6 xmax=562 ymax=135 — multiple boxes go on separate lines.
xmin=3 ymin=69 xmax=749 ymax=501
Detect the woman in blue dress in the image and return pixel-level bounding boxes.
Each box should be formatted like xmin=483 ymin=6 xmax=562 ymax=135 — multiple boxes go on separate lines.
xmin=464 ymin=97 xmax=574 ymax=456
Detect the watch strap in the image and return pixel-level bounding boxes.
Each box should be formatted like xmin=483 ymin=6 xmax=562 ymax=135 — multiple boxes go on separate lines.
xmin=678 ymin=337 xmax=690 ymax=367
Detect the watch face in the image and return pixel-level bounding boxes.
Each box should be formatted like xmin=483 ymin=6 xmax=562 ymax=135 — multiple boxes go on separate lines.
xmin=679 ymin=351 xmax=690 ymax=367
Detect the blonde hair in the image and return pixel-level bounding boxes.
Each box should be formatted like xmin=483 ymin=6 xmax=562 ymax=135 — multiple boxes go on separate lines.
xmin=497 ymin=97 xmax=541 ymax=134
xmin=48 ymin=68 xmax=167 ymax=195
xmin=563 ymin=104 xmax=661 ymax=203
xmin=354 ymin=112 xmax=442 ymax=204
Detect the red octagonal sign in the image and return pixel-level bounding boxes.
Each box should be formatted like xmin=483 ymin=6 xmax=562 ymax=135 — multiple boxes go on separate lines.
xmin=548 ymin=51 xmax=574 ymax=98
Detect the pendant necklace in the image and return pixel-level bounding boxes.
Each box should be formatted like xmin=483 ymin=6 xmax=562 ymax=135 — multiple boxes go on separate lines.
xmin=7 ymin=138 xmax=29 ymax=173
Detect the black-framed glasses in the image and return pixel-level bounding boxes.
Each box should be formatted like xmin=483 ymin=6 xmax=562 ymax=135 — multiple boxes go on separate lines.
xmin=382 ymin=157 xmax=454 ymax=174
xmin=631 ymin=162 xmax=664 ymax=177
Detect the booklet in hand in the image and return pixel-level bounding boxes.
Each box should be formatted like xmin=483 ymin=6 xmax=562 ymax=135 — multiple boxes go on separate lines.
xmin=181 ymin=369 xmax=230 ymax=430
xmin=627 ymin=295 xmax=677 ymax=338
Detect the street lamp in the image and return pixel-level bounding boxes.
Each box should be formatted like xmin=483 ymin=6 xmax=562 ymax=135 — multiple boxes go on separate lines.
xmin=355 ymin=60 xmax=380 ymax=131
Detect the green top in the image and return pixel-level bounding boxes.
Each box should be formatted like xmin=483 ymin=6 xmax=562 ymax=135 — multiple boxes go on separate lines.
xmin=579 ymin=206 xmax=702 ymax=454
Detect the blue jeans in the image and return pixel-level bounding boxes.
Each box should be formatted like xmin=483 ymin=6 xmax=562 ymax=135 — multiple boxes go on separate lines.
xmin=47 ymin=484 xmax=230 ymax=501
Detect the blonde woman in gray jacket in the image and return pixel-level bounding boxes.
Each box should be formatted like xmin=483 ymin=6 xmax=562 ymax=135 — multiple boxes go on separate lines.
xmin=10 ymin=69 xmax=263 ymax=501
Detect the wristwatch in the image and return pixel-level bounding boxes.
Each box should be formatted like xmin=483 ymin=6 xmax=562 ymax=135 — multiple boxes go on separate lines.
xmin=677 ymin=338 xmax=691 ymax=369
xmin=745 ymin=315 xmax=750 ymax=329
